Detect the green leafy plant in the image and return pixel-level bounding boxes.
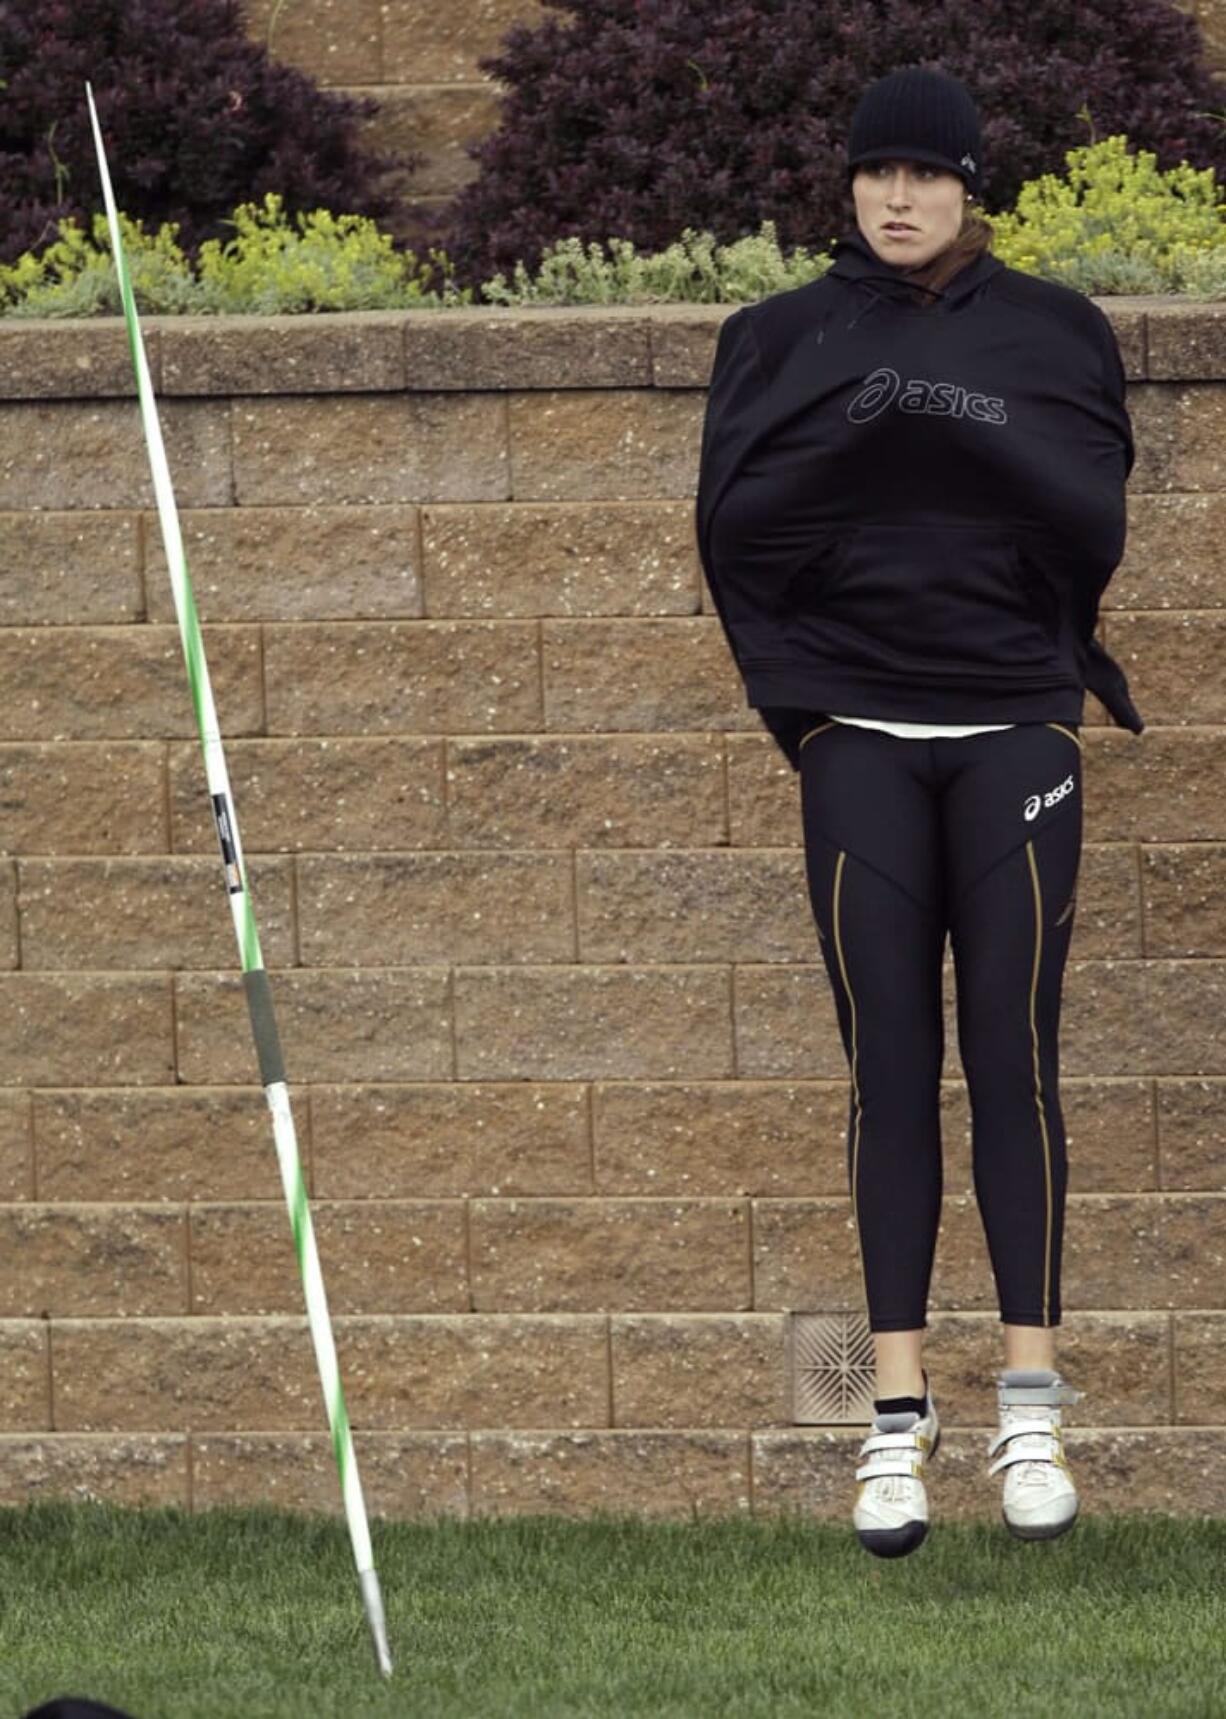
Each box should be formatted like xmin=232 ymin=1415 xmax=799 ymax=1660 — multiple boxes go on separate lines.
xmin=987 ymin=135 xmax=1226 ymax=294
xmin=192 ymin=194 xmax=470 ymax=312
xmin=0 ymin=210 xmax=203 ymax=316
xmin=478 ymin=220 xmax=832 ymax=305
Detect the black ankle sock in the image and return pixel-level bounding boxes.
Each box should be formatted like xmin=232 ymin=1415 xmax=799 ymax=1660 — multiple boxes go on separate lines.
xmin=874 ymin=1367 xmax=929 ymax=1418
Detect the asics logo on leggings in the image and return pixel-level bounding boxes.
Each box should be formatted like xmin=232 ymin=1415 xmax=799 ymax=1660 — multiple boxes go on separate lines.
xmin=847 ymin=366 xmax=1008 ymax=425
xmin=1024 ymin=772 xmax=1075 ymax=822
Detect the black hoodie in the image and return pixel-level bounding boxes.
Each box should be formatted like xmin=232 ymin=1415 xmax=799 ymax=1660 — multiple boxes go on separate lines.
xmin=695 ymin=229 xmax=1144 ymax=768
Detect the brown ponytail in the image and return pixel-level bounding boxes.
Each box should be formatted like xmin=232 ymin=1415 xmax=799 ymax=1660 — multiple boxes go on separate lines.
xmin=899 ymin=204 xmax=996 ymax=302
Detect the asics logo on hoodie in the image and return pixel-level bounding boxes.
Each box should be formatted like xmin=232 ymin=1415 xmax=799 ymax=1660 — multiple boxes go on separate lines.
xmin=1023 ymin=772 xmax=1075 ymax=822
xmin=847 ymin=366 xmax=1009 ymax=426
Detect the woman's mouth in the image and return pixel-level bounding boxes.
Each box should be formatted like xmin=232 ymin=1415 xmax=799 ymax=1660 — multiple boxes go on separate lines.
xmin=883 ymin=223 xmax=918 ymax=234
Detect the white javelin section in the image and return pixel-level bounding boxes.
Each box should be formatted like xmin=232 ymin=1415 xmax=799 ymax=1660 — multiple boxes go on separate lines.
xmin=84 ymin=81 xmax=251 ymax=962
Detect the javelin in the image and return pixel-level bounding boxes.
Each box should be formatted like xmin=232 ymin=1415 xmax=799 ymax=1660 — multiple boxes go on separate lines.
xmin=84 ymin=82 xmax=394 ymax=1680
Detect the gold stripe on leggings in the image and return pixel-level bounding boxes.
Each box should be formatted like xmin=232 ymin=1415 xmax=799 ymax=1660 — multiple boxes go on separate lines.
xmin=1025 ymin=838 xmax=1056 ymax=1326
xmin=799 ymin=720 xmax=837 ymax=750
xmin=1044 ymin=721 xmax=1084 ymax=751
xmin=832 ymin=849 xmax=873 ymax=1316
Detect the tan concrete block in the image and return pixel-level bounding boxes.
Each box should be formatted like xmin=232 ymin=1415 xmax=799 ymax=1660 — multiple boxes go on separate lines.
xmin=189 ymin=1201 xmax=468 ymax=1315
xmin=1137 ymin=960 xmax=1226 ymax=1074
xmin=146 ymin=505 xmax=422 ymax=623
xmin=1072 ymin=843 xmax=1142 ymax=959
xmin=1173 ymin=1312 xmax=1226 ymax=1421
xmin=18 ymin=857 xmax=295 ymax=970
xmin=0 ymin=625 xmax=263 ymax=741
xmin=470 ymin=1430 xmax=749 ymax=1518
xmin=1048 ymin=1078 xmax=1156 ymax=1194
xmin=509 ymin=391 xmax=704 ymax=501
xmin=470 ymin=1198 xmax=750 ymax=1311
xmin=454 ymin=965 xmax=734 ymax=1080
xmin=0 ymin=1205 xmax=186 ymax=1317
xmin=0 ymin=511 xmax=142 ymax=624
xmin=1177 ymin=0 xmax=1226 ymax=72
xmin=382 ymin=0 xmax=549 ymax=82
xmin=53 ymin=1317 xmax=320 ymax=1431
xmin=0 ymin=742 xmax=168 ymax=855
xmin=0 ymin=400 xmax=230 ymax=510
xmin=750 ymin=1198 xmax=862 ymax=1313
xmin=404 ymin=311 xmax=653 ymax=393
xmin=33 ymin=1088 xmax=284 ymax=1202
xmin=446 ymin=734 xmax=727 ymax=849
xmin=0 ymin=321 xmax=159 ymax=400
xmin=420 ymin=501 xmax=697 ymax=616
xmin=191 ymin=1431 xmax=469 ymax=1516
xmin=0 ymin=1323 xmax=50 ymax=1430
xmin=752 ymin=1426 xmax=1204 ymax=1522
xmin=577 ymin=850 xmax=814 ymax=963
xmin=1128 ymin=382 xmax=1226 ymax=491
xmin=0 ymin=861 xmax=14 ymax=969
xmin=733 ymin=965 xmax=846 ymax=1080
xmin=0 ymin=1435 xmax=187 ymax=1505
xmin=263 ymin=620 xmax=541 ymax=736
xmin=311 ymin=1082 xmax=590 ymax=1198
xmin=1103 ymin=613 xmax=1226 ymax=726
xmin=1153 ymin=1196 xmax=1226 ymax=1311
xmin=232 ymin=395 xmax=508 ymax=506
xmin=334 ymin=1315 xmax=609 ymax=1429
xmin=612 ymin=1314 xmax=789 ymax=1428
xmin=1142 ymin=844 xmax=1226 ymax=955
xmin=1145 ymin=303 xmax=1226 ymax=380
xmin=169 ymin=737 xmax=446 ymax=853
xmin=542 ymin=618 xmax=751 ymax=732
xmin=241 ymin=0 xmax=381 ymax=81
xmin=296 ymin=852 xmax=573 ymax=965
xmin=593 ymin=1080 xmax=846 ymax=1197
xmin=727 ymin=734 xmax=803 ymax=847
xmin=174 ymin=969 xmax=452 ymax=1083
xmin=1097 ymin=301 xmax=1148 ymax=380
xmin=359 ymin=84 xmax=499 ymax=198
xmin=1157 ymin=1078 xmax=1226 ymax=1190
xmin=907 ymin=1310 xmax=1170 ymax=1426
xmin=1086 ymin=728 xmax=1226 ymax=842
xmin=0 ymin=975 xmax=175 ymax=1086
xmin=649 ymin=307 xmax=729 ymax=388
xmin=1115 ymin=494 xmax=1226 ymax=610
xmin=0 ymin=1094 xmax=31 ymax=1200
xmin=159 ymin=314 xmax=405 ymax=396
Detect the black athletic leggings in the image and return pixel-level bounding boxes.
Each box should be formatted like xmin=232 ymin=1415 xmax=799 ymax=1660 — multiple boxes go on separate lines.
xmin=797 ymin=716 xmax=1084 ymax=1332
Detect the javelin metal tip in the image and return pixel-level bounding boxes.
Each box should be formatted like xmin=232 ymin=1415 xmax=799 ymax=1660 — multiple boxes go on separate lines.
xmin=359 ymin=1566 xmax=394 ymax=1678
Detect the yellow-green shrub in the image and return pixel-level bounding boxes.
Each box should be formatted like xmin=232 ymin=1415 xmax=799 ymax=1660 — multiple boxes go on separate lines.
xmin=0 ymin=211 xmax=203 ymax=316
xmin=987 ymin=135 xmax=1226 ymax=295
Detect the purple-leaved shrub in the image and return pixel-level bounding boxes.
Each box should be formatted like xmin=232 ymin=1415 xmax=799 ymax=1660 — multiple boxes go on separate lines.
xmin=434 ymin=0 xmax=1226 ymax=289
xmin=0 ymin=0 xmax=416 ymax=264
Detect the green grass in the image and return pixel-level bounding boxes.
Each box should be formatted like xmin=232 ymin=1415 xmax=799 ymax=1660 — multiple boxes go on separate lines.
xmin=0 ymin=1503 xmax=1224 ymax=1717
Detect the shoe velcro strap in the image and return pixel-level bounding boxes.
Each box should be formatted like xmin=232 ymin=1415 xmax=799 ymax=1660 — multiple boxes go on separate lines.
xmin=988 ymin=1418 xmax=1065 ymax=1458
xmin=998 ymin=1382 xmax=1083 ymax=1407
xmin=988 ymin=1437 xmax=1063 ymax=1477
xmin=988 ymin=1430 xmax=1063 ymax=1464
xmin=855 ymin=1457 xmax=921 ymax=1482
xmin=860 ymin=1430 xmax=922 ymax=1454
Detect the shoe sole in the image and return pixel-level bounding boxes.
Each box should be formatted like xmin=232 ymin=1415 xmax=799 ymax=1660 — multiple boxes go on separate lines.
xmin=856 ymin=1423 xmax=940 ymax=1560
xmin=1002 ymin=1502 xmax=1078 ymax=1542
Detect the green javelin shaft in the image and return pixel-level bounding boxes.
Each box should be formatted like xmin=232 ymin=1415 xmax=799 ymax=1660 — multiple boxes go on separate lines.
xmin=84 ymin=81 xmax=393 ymax=1681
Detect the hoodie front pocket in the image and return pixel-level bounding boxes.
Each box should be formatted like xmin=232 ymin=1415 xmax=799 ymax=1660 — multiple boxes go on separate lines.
xmin=790 ymin=522 xmax=1060 ymax=673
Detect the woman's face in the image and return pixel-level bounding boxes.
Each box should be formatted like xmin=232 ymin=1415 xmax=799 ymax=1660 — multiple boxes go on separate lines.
xmin=852 ymin=159 xmax=967 ymax=268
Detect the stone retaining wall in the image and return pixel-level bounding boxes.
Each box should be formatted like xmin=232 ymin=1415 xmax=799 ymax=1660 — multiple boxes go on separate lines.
xmin=0 ymin=298 xmax=1224 ymax=1521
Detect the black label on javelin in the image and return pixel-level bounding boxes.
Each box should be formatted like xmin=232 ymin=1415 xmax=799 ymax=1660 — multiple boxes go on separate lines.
xmin=210 ymin=793 xmax=243 ymax=895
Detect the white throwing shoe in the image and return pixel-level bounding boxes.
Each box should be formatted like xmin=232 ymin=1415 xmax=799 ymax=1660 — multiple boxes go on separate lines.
xmin=854 ymin=1378 xmax=940 ymax=1559
xmin=988 ymin=1368 xmax=1084 ymax=1541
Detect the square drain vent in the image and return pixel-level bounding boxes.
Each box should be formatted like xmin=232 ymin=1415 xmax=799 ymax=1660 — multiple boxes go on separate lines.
xmin=791 ymin=1312 xmax=876 ymax=1424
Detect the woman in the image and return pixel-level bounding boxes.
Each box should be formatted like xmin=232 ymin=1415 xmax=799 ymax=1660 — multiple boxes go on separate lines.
xmin=695 ymin=66 xmax=1143 ymax=1560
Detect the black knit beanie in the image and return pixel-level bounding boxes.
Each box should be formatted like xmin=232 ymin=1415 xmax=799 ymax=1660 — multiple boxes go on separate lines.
xmin=846 ymin=67 xmax=983 ymax=197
